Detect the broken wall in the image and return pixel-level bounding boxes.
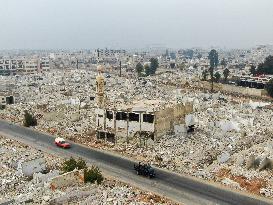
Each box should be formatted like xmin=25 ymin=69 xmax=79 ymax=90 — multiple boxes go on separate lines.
xmin=155 ymin=107 xmax=174 ymax=139
xmin=155 ymin=102 xmax=193 ymax=140
xmin=200 ymin=81 xmax=267 ymax=97
xmin=18 ymin=158 xmax=47 ymax=177
xmin=49 ymin=169 xmax=84 ymax=190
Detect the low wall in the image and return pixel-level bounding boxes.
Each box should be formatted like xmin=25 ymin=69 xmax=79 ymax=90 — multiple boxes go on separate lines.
xmin=49 ymin=169 xmax=84 ymax=190
xmin=199 ymin=81 xmax=267 ymax=97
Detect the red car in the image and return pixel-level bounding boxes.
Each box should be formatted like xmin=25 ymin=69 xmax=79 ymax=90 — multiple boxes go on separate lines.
xmin=54 ymin=137 xmax=71 ymax=148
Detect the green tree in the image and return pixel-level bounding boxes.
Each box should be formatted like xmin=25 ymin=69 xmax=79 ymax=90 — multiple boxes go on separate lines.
xmin=256 ymin=56 xmax=273 ymax=74
xmin=76 ymin=158 xmax=87 ymax=170
xmin=170 ymin=62 xmax=175 ymax=69
xmin=62 ymin=157 xmax=78 ymax=173
xmin=223 ymin=68 xmax=230 ymax=83
xmin=61 ymin=157 xmax=87 ymax=173
xmin=221 ymin=58 xmax=227 ymax=67
xmin=250 ymin=65 xmax=256 ymax=75
xmin=202 ymin=69 xmax=209 ymax=81
xmin=84 ymin=166 xmax=103 ymax=184
xmin=208 ymin=49 xmax=219 ymax=91
xmin=144 ymin=64 xmax=150 ymax=76
xmin=23 ymin=110 xmax=37 ymax=127
xmin=135 ymin=63 xmax=143 ymax=76
xmin=149 ymin=58 xmax=159 ymax=75
xmin=266 ymin=79 xmax=273 ymax=98
xmin=214 ymin=72 xmax=221 ymax=83
xmin=178 ymin=63 xmax=186 ymax=70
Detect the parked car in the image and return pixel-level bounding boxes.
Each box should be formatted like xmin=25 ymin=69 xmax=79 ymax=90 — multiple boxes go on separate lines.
xmin=104 ymin=73 xmax=111 ymax=78
xmin=134 ymin=162 xmax=155 ymax=178
xmin=54 ymin=137 xmax=71 ymax=148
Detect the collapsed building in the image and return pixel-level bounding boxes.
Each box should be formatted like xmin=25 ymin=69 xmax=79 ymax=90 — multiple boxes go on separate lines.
xmin=94 ymin=65 xmax=194 ymax=144
xmin=1 ymin=63 xmax=273 ymax=199
xmin=95 ymin=100 xmax=193 ymax=145
xmin=0 ymin=91 xmax=15 ymax=109
xmin=236 ymin=75 xmax=272 ymax=89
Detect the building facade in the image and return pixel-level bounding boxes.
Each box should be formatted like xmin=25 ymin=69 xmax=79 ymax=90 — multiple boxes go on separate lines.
xmin=95 ymin=100 xmax=193 ymax=145
xmin=0 ymin=92 xmax=15 ymax=109
xmin=0 ymin=58 xmax=50 ymax=75
xmin=0 ymin=59 xmax=17 ymax=75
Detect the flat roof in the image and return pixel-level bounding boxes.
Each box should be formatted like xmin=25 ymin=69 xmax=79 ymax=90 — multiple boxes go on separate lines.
xmin=105 ymin=99 xmax=179 ymax=113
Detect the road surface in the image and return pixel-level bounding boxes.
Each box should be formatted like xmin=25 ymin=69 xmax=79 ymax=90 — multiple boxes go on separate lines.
xmin=0 ymin=119 xmax=272 ymax=205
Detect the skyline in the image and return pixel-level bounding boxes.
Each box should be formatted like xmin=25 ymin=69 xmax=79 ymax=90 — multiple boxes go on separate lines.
xmin=0 ymin=0 xmax=273 ymax=50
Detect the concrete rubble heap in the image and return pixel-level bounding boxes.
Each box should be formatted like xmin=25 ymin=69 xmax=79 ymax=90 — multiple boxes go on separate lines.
xmin=0 ymin=135 xmax=177 ymax=205
xmin=1 ymin=68 xmax=273 ymax=199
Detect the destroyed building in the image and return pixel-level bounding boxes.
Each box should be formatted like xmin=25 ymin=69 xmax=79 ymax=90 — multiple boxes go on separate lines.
xmin=95 ymin=100 xmax=193 ymax=144
xmin=94 ymin=64 xmax=194 ymax=145
xmin=0 ymin=91 xmax=15 ymax=109
xmin=0 ymin=58 xmax=50 ymax=76
xmin=236 ymin=75 xmax=272 ymax=89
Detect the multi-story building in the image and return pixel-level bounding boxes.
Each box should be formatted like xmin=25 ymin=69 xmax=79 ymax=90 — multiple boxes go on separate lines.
xmin=40 ymin=57 xmax=50 ymax=72
xmin=0 ymin=58 xmax=50 ymax=75
xmin=95 ymin=49 xmax=127 ymax=64
xmin=22 ymin=59 xmax=39 ymax=74
xmin=0 ymin=59 xmax=17 ymax=75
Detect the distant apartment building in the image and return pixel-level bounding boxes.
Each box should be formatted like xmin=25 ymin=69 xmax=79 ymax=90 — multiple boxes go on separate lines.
xmin=236 ymin=75 xmax=272 ymax=89
xmin=0 ymin=58 xmax=50 ymax=75
xmin=96 ymin=49 xmax=126 ymax=58
xmin=95 ymin=49 xmax=127 ymax=64
xmin=40 ymin=57 xmax=50 ymax=72
xmin=18 ymin=59 xmax=39 ymax=74
xmin=0 ymin=59 xmax=17 ymax=76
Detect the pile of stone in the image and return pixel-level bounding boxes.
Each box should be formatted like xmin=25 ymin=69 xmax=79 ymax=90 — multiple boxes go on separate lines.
xmin=0 ymin=135 xmax=177 ymax=205
xmin=1 ymin=68 xmax=273 ymax=199
xmin=101 ymin=90 xmax=273 ymax=198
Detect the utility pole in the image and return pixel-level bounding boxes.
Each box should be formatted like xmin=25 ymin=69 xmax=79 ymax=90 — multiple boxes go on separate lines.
xmin=119 ymin=61 xmax=122 ymax=77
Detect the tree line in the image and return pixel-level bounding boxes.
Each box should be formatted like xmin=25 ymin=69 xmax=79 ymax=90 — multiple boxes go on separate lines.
xmin=135 ymin=58 xmax=159 ymax=77
xmin=201 ymin=49 xmax=230 ymax=91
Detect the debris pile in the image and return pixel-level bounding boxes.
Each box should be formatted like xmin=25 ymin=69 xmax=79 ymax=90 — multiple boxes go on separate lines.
xmin=1 ymin=69 xmax=273 ymax=199
xmin=0 ymin=135 xmax=177 ymax=204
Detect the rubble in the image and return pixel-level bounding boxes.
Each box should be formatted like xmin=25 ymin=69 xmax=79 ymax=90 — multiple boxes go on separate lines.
xmin=0 ymin=135 xmax=177 ymax=204
xmin=1 ymin=68 xmax=273 ymax=199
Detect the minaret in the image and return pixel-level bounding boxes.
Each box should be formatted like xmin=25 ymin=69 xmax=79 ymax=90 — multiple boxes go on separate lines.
xmin=96 ymin=65 xmax=105 ymax=108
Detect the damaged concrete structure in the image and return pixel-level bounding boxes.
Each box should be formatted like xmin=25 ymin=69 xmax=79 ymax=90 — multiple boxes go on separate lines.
xmin=236 ymin=75 xmax=272 ymax=90
xmin=17 ymin=157 xmax=47 ymax=177
xmin=95 ymin=100 xmax=193 ymax=144
xmin=49 ymin=169 xmax=84 ymax=190
xmin=0 ymin=92 xmax=15 ymax=109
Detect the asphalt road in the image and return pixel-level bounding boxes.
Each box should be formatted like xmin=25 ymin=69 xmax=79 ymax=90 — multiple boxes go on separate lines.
xmin=0 ymin=119 xmax=272 ymax=205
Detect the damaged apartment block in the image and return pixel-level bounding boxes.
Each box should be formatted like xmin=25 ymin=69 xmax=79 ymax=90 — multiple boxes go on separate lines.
xmin=95 ymin=100 xmax=193 ymax=146
xmin=0 ymin=91 xmax=15 ymax=109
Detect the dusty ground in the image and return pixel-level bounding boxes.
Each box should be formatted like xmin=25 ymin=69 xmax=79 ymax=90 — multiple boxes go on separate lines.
xmin=0 ymin=135 xmax=178 ymax=204
xmin=1 ymin=69 xmax=273 ymax=200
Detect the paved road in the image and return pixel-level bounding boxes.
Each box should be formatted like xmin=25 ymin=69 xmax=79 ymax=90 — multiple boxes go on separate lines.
xmin=0 ymin=119 xmax=272 ymax=205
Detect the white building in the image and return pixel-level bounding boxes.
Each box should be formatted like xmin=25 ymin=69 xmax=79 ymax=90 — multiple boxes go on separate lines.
xmin=0 ymin=58 xmax=51 ymax=75
xmin=40 ymin=57 xmax=50 ymax=72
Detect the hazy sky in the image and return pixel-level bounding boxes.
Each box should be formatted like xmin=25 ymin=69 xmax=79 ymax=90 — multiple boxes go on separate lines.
xmin=0 ymin=0 xmax=273 ymax=49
